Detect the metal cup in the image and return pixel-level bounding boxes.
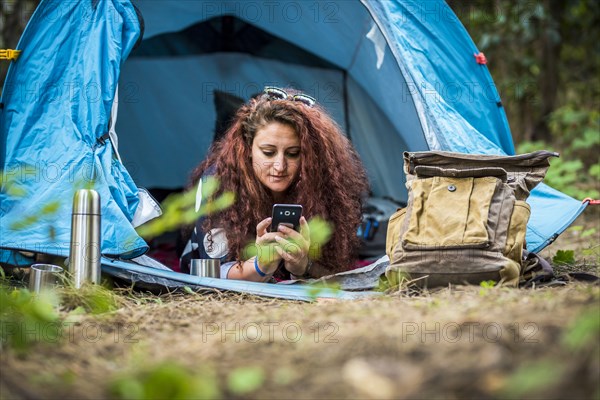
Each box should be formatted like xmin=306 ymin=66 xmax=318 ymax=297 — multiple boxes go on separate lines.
xmin=190 ymin=259 xmax=221 ymax=278
xmin=29 ymin=264 xmax=63 ymax=293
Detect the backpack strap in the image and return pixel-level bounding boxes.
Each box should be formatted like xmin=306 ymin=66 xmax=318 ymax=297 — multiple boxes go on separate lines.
xmin=520 ymin=250 xmax=554 ymax=287
xmin=520 ymin=250 xmax=600 ymax=287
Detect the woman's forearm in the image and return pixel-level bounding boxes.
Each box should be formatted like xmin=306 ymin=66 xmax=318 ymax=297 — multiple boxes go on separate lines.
xmin=226 ymin=257 xmax=275 ymax=282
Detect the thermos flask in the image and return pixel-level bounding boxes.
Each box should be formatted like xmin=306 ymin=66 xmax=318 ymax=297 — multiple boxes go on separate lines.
xmin=68 ymin=189 xmax=101 ymax=288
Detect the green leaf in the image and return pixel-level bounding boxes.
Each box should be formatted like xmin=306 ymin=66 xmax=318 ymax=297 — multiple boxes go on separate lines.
xmin=137 ymin=180 xmax=235 ymax=239
xmin=307 ymin=217 xmax=333 ymax=260
xmin=31 ymin=298 xmax=60 ymax=321
xmin=201 ymin=176 xmax=220 ymax=198
xmin=478 ymin=280 xmax=496 ymax=296
xmin=553 ymin=250 xmax=576 ymax=265
xmin=227 ymin=366 xmax=265 ymax=394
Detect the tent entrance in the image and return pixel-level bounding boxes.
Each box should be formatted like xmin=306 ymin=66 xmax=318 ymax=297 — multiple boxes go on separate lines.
xmin=116 ymin=3 xmax=425 ymax=202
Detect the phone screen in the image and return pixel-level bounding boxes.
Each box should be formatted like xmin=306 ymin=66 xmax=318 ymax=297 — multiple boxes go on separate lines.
xmin=270 ymin=204 xmax=303 ymax=232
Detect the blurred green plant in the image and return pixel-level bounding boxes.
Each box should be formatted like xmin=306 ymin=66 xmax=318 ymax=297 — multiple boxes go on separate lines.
xmin=517 ymin=141 xmax=599 ymax=199
xmin=306 ymin=281 xmax=342 ymax=302
xmin=0 ymin=269 xmax=125 ymax=353
xmin=136 ymin=176 xmax=234 ymax=239
xmin=1 ymin=166 xmax=62 ymax=241
xmin=59 ymin=281 xmax=121 ymax=314
xmin=9 ymin=200 xmax=61 ymax=231
xmin=1 ymin=165 xmax=101 ymax=245
xmin=478 ymin=280 xmax=497 ymax=296
xmin=227 ymin=366 xmax=265 ymax=395
xmin=374 ymin=275 xmax=392 ymax=292
xmin=109 ymin=361 xmax=221 ymax=400
xmin=562 ymin=306 xmax=600 ymax=351
xmin=501 ymin=304 xmax=599 ymax=397
xmin=549 ymin=107 xmax=600 ymax=161
xmin=242 ymin=217 xmax=333 ymax=267
xmin=386 ymin=269 xmax=420 ymax=291
xmin=501 ymin=361 xmax=565 ymax=398
xmin=0 ymin=284 xmax=61 ymax=352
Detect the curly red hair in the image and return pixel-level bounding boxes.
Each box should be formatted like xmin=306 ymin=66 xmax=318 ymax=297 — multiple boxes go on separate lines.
xmin=190 ymin=91 xmax=369 ymax=274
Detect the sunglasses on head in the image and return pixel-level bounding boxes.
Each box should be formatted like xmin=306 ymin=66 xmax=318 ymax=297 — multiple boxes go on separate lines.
xmin=262 ymin=86 xmax=316 ymax=108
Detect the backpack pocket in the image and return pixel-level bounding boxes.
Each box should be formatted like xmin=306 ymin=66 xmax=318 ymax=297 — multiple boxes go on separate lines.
xmin=386 ymin=207 xmax=406 ymax=259
xmin=402 ymin=176 xmax=500 ymax=250
xmin=504 ymin=200 xmax=531 ymax=266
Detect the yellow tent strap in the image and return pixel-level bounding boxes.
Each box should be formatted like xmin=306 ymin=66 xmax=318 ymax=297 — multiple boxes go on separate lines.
xmin=0 ymin=49 xmax=21 ymax=61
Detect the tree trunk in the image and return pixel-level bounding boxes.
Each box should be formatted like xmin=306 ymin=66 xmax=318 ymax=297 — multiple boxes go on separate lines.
xmin=534 ymin=0 xmax=565 ymax=142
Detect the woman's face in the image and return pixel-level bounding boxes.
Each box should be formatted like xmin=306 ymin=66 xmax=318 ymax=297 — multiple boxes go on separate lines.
xmin=251 ymin=121 xmax=301 ymax=197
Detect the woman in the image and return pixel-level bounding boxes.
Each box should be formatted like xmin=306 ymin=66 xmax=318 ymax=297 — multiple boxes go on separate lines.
xmin=182 ymin=87 xmax=369 ymax=282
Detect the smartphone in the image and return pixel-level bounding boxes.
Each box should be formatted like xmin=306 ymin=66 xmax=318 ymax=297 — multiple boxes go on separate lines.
xmin=270 ymin=204 xmax=303 ymax=232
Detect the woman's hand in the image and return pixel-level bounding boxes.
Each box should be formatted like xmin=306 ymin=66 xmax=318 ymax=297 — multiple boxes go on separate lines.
xmin=274 ymin=217 xmax=311 ymax=276
xmin=254 ymin=217 xmax=283 ymax=275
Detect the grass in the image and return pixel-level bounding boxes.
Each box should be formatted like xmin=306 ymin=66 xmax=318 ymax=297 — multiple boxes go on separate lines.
xmin=0 ymin=206 xmax=598 ymax=399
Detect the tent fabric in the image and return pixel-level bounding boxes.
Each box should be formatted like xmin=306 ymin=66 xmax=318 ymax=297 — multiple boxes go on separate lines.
xmin=0 ymin=0 xmax=586 ymax=269
xmin=101 ymin=257 xmax=379 ymax=301
xmin=366 ymin=0 xmax=515 ymax=154
xmin=0 ymin=0 xmax=147 ymax=258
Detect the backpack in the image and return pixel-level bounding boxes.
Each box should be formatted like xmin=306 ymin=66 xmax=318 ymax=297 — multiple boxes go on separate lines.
xmin=385 ymin=150 xmax=556 ymax=288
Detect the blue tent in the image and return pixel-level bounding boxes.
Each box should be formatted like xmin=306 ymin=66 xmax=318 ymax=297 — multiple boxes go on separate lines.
xmin=0 ymin=0 xmax=587 ymax=269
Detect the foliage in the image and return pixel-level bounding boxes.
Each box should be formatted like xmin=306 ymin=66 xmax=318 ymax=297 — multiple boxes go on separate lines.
xmin=227 ymin=366 xmax=266 ymax=395
xmin=549 ymin=107 xmax=600 ymax=160
xmin=0 ymin=283 xmax=61 ymax=352
xmin=553 ymin=250 xmax=576 ymax=266
xmin=109 ymin=361 xmax=221 ymax=400
xmin=501 ymin=304 xmax=599 ymax=397
xmin=547 ymin=106 xmax=600 ymax=191
xmin=562 ymin=306 xmax=600 ymax=350
xmin=449 ymin=0 xmax=600 ymax=140
xmin=59 ymin=281 xmax=121 ymax=314
xmin=478 ymin=280 xmax=496 ymax=296
xmin=136 ymin=176 xmax=234 ymax=239
xmin=501 ymin=361 xmax=565 ymax=398
xmin=306 ymin=217 xmax=334 ymax=260
xmin=0 ymin=263 xmax=122 ymax=354
xmin=242 ymin=217 xmax=333 ymax=266
xmin=517 ymin=141 xmax=599 ymax=199
xmin=306 ymin=281 xmax=342 ymax=302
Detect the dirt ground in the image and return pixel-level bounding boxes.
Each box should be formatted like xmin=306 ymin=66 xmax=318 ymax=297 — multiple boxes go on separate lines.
xmin=1 ymin=207 xmax=599 ymax=400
